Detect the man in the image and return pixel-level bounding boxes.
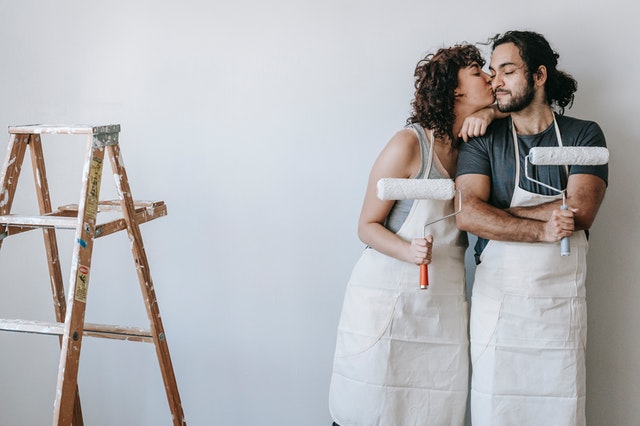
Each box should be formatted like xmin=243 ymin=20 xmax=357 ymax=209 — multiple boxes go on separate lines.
xmin=455 ymin=31 xmax=608 ymax=425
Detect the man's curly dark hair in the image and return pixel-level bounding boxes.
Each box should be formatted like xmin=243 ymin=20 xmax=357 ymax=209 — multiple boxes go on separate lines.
xmin=490 ymin=30 xmax=577 ymax=114
xmin=407 ymin=44 xmax=485 ymax=142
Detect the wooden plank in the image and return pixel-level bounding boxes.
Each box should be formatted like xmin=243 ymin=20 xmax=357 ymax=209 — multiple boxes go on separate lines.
xmin=0 ymin=319 xmax=153 ymax=342
xmin=53 ymin=137 xmax=105 ymax=425
xmin=9 ymin=124 xmax=120 ymax=135
xmin=0 ymin=201 xmax=165 ymax=237
xmin=58 ymin=200 xmax=165 ymax=212
xmin=0 ymin=210 xmax=77 ymax=239
xmin=0 ymin=133 xmax=29 ymax=251
xmin=29 ymin=134 xmax=85 ymax=425
xmin=0 ymin=214 xmax=77 ymax=228
xmin=94 ymin=203 xmax=167 ymax=238
xmin=108 ymin=143 xmax=186 ymax=425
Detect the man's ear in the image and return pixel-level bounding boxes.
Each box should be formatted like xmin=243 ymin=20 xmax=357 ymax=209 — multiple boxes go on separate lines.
xmin=534 ymin=65 xmax=547 ymax=87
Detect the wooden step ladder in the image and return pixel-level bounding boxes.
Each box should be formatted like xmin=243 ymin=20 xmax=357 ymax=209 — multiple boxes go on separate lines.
xmin=0 ymin=124 xmax=186 ymax=425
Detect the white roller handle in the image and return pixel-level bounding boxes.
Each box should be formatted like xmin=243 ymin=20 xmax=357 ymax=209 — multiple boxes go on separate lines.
xmin=560 ymin=204 xmax=570 ymax=256
xmin=528 ymin=146 xmax=609 ymax=166
xmin=377 ymin=178 xmax=455 ymax=201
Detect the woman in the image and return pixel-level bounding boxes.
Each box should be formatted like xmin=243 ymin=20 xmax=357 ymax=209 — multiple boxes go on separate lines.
xmin=329 ymin=44 xmax=499 ymax=426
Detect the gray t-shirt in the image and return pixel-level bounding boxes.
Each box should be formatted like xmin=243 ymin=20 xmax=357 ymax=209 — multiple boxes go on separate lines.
xmin=456 ymin=114 xmax=608 ymax=262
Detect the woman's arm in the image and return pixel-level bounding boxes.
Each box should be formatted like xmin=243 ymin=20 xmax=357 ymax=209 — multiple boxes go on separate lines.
xmin=357 ymin=128 xmax=432 ymax=265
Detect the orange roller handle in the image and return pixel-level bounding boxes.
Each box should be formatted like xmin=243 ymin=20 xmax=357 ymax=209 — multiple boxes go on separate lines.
xmin=420 ymin=264 xmax=428 ymax=289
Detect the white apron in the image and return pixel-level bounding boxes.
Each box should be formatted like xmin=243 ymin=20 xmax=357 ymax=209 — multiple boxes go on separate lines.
xmin=329 ymin=131 xmax=469 ymax=426
xmin=470 ymin=118 xmax=588 ymax=426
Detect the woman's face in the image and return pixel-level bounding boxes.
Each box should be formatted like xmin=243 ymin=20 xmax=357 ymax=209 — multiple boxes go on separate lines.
xmin=455 ymin=62 xmax=495 ymax=111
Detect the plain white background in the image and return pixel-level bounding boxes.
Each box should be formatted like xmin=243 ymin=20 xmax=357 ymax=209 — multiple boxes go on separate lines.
xmin=0 ymin=1 xmax=637 ymax=425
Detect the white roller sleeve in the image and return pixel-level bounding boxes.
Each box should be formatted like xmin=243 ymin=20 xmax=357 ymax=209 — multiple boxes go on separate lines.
xmin=377 ymin=178 xmax=455 ymax=201
xmin=528 ymin=146 xmax=609 ymax=166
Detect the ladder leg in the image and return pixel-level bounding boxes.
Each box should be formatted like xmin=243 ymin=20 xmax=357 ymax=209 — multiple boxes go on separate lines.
xmin=28 ymin=135 xmax=84 ymax=425
xmin=52 ymin=141 xmax=106 ymax=426
xmin=107 ymin=143 xmax=186 ymax=425
xmin=0 ymin=134 xmax=29 ymax=247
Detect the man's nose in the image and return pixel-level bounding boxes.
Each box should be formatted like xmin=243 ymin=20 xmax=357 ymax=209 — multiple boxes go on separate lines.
xmin=491 ymin=75 xmax=502 ymax=90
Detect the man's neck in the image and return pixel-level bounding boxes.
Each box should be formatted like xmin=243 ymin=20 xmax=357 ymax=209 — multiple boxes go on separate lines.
xmin=511 ymin=103 xmax=555 ymax=135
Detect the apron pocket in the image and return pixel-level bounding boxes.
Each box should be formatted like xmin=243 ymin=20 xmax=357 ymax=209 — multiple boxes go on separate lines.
xmin=334 ymin=250 xmax=401 ymax=357
xmin=334 ymin=285 xmax=399 ymax=357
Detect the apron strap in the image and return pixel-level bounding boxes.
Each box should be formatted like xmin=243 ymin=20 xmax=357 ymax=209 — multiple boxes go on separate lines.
xmin=511 ymin=114 xmax=569 ymax=191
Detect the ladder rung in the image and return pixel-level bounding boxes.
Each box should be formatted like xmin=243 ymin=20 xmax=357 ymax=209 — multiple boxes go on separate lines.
xmin=0 ymin=214 xmax=77 ymax=229
xmin=0 ymin=201 xmax=166 ymax=238
xmin=9 ymin=124 xmax=120 ymax=135
xmin=58 ymin=199 xmax=165 ymax=213
xmin=0 ymin=319 xmax=154 ymax=343
xmin=95 ymin=202 xmax=167 ymax=238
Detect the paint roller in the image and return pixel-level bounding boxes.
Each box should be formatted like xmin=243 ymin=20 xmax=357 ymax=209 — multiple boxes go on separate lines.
xmin=377 ymin=178 xmax=461 ymax=289
xmin=524 ymin=146 xmax=609 ymax=256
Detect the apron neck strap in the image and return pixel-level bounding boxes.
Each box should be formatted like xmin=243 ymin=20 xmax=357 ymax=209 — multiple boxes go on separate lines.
xmin=512 ymin=114 xmax=567 ymax=185
xmin=425 ymin=129 xmax=435 ymax=177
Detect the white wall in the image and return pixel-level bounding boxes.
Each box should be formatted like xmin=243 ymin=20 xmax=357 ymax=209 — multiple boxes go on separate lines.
xmin=0 ymin=1 xmax=637 ymax=425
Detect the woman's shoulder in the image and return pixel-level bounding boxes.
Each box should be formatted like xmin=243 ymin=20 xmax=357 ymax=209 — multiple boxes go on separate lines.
xmin=387 ymin=127 xmax=421 ymax=152
xmin=373 ymin=127 xmax=423 ymax=178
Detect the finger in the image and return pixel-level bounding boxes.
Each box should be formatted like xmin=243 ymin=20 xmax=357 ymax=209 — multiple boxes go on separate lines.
xmin=413 ymin=239 xmax=426 ymax=248
xmin=459 ymin=128 xmax=469 ymax=143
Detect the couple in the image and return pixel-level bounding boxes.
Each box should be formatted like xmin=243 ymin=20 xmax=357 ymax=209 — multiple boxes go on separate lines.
xmin=329 ymin=30 xmax=608 ymax=426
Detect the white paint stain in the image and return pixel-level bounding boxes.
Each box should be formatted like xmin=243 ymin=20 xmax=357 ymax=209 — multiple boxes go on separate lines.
xmin=0 ymin=189 xmax=8 ymax=207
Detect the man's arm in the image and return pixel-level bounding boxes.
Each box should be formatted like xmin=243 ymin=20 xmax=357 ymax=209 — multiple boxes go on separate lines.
xmin=455 ymin=173 xmax=575 ymax=242
xmin=504 ymin=174 xmax=606 ymax=230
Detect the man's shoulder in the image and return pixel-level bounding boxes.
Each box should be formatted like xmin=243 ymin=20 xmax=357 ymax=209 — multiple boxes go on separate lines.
xmin=556 ymin=114 xmax=608 ymax=182
xmin=487 ymin=116 xmax=511 ymax=131
xmin=463 ymin=116 xmax=510 ymax=148
xmin=556 ymin=114 xmax=605 ymax=142
xmin=556 ymin=114 xmax=601 ymax=130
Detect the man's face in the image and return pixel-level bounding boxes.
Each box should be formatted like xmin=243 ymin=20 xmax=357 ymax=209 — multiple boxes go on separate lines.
xmin=489 ymin=42 xmax=535 ymax=113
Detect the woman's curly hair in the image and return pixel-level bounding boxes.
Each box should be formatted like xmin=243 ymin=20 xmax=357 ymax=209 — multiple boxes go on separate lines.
xmin=407 ymin=44 xmax=485 ymax=141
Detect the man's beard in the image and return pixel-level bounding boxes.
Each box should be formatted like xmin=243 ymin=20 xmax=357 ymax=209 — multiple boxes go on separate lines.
xmin=496 ymin=81 xmax=535 ymax=113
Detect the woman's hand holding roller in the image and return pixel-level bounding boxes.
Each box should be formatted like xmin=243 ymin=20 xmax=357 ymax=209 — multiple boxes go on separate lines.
xmin=410 ymin=235 xmax=433 ymax=265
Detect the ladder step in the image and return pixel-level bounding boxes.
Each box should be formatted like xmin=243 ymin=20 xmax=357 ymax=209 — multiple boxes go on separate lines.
xmin=58 ymin=199 xmax=166 ymax=213
xmin=95 ymin=201 xmax=167 ymax=238
xmin=0 ymin=214 xmax=77 ymax=229
xmin=0 ymin=319 xmax=154 ymax=343
xmin=0 ymin=200 xmax=166 ymax=238
xmin=9 ymin=124 xmax=120 ymax=135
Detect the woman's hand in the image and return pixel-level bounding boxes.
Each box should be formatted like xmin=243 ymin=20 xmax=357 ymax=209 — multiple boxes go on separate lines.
xmin=409 ymin=235 xmax=433 ymax=265
xmin=458 ymin=105 xmax=508 ymax=142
